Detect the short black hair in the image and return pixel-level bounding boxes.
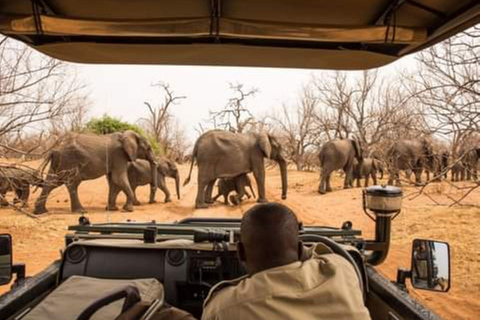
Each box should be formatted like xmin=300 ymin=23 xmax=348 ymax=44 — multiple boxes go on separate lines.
xmin=240 ymin=203 xmax=300 ymax=273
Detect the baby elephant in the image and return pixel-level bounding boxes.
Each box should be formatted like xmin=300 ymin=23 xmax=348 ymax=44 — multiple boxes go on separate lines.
xmin=213 ymin=174 xmax=256 ymax=205
xmin=351 ymin=158 xmax=383 ymax=188
xmin=126 ymin=158 xmax=180 ymax=204
xmin=0 ymin=165 xmax=44 ymax=207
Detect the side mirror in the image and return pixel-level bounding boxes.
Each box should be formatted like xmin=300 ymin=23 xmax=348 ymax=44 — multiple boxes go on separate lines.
xmin=0 ymin=234 xmax=13 ymax=285
xmin=411 ymin=239 xmax=450 ymax=292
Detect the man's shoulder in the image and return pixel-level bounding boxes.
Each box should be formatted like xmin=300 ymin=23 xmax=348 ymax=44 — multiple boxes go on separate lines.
xmin=203 ymin=275 xmax=249 ymax=311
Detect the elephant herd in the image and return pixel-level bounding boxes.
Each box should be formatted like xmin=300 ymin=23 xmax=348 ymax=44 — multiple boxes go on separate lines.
xmin=0 ymin=131 xmax=180 ymax=214
xmin=318 ymin=137 xmax=480 ymax=194
xmin=0 ymin=130 xmax=478 ymax=214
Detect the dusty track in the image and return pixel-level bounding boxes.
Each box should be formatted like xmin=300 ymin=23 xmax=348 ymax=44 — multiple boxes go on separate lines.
xmin=0 ymin=163 xmax=478 ymax=319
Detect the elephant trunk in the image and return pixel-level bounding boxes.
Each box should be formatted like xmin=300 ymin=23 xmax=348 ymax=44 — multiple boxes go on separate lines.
xmin=278 ymin=158 xmax=288 ymax=200
xmin=175 ymin=171 xmax=180 ymax=200
xmin=150 ymin=160 xmax=158 ymax=190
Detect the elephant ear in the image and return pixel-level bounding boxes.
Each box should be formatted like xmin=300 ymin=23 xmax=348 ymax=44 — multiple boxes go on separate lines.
xmin=257 ymin=133 xmax=272 ymax=158
xmin=351 ymin=139 xmax=362 ymax=160
xmin=121 ymin=131 xmax=138 ymax=161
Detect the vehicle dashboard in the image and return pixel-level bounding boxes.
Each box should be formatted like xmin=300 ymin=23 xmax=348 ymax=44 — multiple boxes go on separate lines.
xmin=61 ymin=220 xmax=366 ymax=318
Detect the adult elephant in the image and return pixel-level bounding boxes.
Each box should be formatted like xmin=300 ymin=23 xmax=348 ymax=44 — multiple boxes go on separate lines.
xmin=33 ymin=130 xmax=157 ymax=214
xmin=387 ymin=138 xmax=433 ymax=186
xmin=125 ymin=157 xmax=180 ymax=204
xmin=460 ymin=147 xmax=479 ymax=181
xmin=183 ymin=130 xmax=287 ymax=209
xmin=318 ymin=139 xmax=362 ymax=194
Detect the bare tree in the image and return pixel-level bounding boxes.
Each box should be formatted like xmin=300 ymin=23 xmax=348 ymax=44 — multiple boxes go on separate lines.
xmin=269 ymin=85 xmax=321 ymax=170
xmin=0 ymin=37 xmax=87 ymax=157
xmin=408 ymin=26 xmax=479 ymax=156
xmin=208 ymin=83 xmax=258 ymax=133
xmin=315 ymin=70 xmax=429 ymax=157
xmin=139 ymin=82 xmax=188 ymax=159
xmin=403 ymin=26 xmax=480 ymax=206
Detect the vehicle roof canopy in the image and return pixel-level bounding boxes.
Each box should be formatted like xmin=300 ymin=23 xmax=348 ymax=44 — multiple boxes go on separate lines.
xmin=1 ymin=0 xmax=479 ymax=69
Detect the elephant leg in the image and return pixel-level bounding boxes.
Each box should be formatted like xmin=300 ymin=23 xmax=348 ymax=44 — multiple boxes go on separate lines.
xmin=319 ymin=169 xmax=330 ymax=194
xmin=414 ymin=168 xmax=423 ymax=186
xmin=105 ymin=185 xmax=121 ymax=211
xmin=14 ymin=188 xmax=22 ymax=204
xmin=356 ymin=176 xmax=361 ymax=188
xmin=387 ymin=168 xmax=395 ymax=186
xmin=343 ymin=162 xmax=354 ymax=189
xmin=252 ymin=167 xmax=267 ymax=203
xmin=231 ymin=180 xmax=247 ymax=205
xmin=106 ymin=175 xmax=119 ymax=211
xmin=223 ymin=193 xmax=229 ymax=205
xmin=372 ymin=172 xmax=377 ymax=186
xmin=195 ymin=173 xmax=210 ymax=209
xmin=212 ymin=192 xmax=221 ymax=202
xmin=132 ymin=185 xmax=141 ymax=206
xmin=364 ymin=174 xmax=370 ymax=187
xmin=67 ymin=180 xmax=86 ymax=213
xmin=111 ymin=171 xmax=135 ymax=212
xmin=204 ymin=180 xmax=215 ymax=204
xmin=19 ymin=185 xmax=30 ymax=207
xmin=326 ymin=174 xmax=333 ymax=192
xmin=158 ymin=175 xmax=171 ymax=203
xmin=0 ymin=191 xmax=8 ymax=206
xmin=33 ymin=174 xmax=62 ymax=214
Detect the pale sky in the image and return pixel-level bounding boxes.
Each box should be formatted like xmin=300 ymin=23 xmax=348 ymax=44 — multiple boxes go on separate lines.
xmin=75 ymin=55 xmax=417 ymax=141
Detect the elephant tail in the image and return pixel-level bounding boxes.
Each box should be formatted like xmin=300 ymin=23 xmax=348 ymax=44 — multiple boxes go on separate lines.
xmin=37 ymin=153 xmax=52 ymax=176
xmin=183 ymin=146 xmax=197 ymax=186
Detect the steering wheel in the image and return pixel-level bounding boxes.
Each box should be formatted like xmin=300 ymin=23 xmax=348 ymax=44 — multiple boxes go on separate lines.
xmin=299 ymin=234 xmax=366 ymax=302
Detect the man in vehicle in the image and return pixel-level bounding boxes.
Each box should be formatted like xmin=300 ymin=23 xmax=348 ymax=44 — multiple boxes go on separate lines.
xmin=202 ymin=203 xmax=371 ymax=320
xmin=412 ymin=241 xmax=429 ymax=288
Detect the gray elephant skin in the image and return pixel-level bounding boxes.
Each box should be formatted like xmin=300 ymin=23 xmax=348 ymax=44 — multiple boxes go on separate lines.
xmin=34 ymin=130 xmax=157 ymax=214
xmin=318 ymin=139 xmax=362 ymax=194
xmin=387 ymin=138 xmax=433 ymax=186
xmin=184 ymin=130 xmax=287 ymax=209
xmin=125 ymin=157 xmax=180 ymax=204
xmin=451 ymin=161 xmax=465 ymax=181
xmin=351 ymin=158 xmax=382 ymax=188
xmin=460 ymin=147 xmax=479 ymax=181
xmin=212 ymin=174 xmax=256 ymax=205
xmin=0 ymin=165 xmax=44 ymax=207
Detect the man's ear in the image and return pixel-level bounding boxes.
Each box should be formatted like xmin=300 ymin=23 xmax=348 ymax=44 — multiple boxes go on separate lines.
xmin=238 ymin=241 xmax=246 ymax=263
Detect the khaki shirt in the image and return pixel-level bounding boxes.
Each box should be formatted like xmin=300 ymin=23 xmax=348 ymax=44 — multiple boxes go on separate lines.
xmin=202 ymin=250 xmax=371 ymax=320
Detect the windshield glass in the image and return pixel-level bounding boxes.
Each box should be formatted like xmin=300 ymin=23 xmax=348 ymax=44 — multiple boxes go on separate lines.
xmin=0 ymin=25 xmax=478 ymax=320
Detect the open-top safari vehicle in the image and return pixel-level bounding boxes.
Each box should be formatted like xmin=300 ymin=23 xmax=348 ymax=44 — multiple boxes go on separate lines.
xmin=0 ymin=0 xmax=478 ymax=319
xmin=0 ymin=186 xmax=451 ymax=319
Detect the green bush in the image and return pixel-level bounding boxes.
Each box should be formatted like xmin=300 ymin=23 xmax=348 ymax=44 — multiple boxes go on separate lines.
xmin=86 ymin=115 xmax=144 ymax=135
xmin=85 ymin=115 xmax=164 ymax=156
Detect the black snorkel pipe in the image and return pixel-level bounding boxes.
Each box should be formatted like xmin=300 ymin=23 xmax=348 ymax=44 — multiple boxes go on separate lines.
xmin=362 ymin=186 xmax=402 ymax=266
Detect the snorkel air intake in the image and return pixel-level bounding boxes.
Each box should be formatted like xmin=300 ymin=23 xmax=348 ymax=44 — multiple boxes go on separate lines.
xmin=362 ymin=185 xmax=403 ymax=265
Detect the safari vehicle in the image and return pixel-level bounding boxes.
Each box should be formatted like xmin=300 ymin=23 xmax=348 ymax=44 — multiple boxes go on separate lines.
xmin=0 ymin=1 xmax=478 ymax=319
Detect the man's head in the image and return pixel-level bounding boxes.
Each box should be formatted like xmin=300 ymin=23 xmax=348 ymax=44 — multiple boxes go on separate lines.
xmin=238 ymin=203 xmax=301 ymax=275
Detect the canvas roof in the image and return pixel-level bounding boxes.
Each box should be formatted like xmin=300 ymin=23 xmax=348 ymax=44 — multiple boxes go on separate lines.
xmin=0 ymin=0 xmax=478 ymax=69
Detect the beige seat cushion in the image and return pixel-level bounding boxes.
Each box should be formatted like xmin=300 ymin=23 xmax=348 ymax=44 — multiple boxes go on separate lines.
xmin=23 ymin=276 xmax=164 ymax=320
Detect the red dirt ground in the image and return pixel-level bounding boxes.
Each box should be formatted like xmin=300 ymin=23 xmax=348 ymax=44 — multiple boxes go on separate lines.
xmin=0 ymin=163 xmax=478 ymax=319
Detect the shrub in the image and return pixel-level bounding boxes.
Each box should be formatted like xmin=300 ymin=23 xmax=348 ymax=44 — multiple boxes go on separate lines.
xmin=85 ymin=115 xmax=164 ymax=156
xmin=86 ymin=115 xmax=143 ymax=135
